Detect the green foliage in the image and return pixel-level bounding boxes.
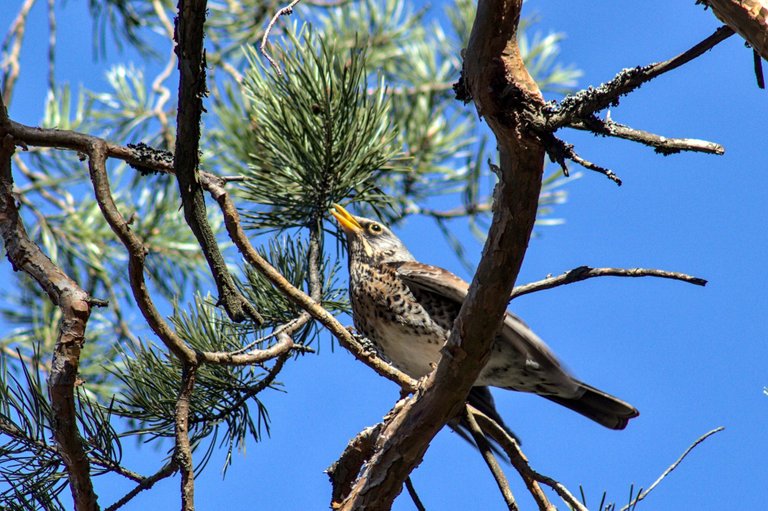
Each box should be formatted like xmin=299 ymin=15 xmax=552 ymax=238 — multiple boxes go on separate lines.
xmin=1 ymin=0 xmax=583 ymax=503
xmin=0 ymin=351 xmax=123 ymax=510
xmin=111 ymin=295 xmax=279 ymax=472
xmin=237 ymin=27 xmax=402 ymax=230
xmin=242 ymin=236 xmax=349 ymax=334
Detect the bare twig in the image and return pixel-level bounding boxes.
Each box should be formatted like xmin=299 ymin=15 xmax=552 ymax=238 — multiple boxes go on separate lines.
xmin=545 ymin=26 xmax=735 ymax=130
xmin=260 ymin=0 xmax=302 ymax=73
xmin=468 ymin=406 xmax=556 ymax=511
xmin=510 ymin=266 xmax=707 ymax=300
xmin=175 ymin=363 xmax=197 ymax=511
xmin=404 ymin=477 xmax=427 ymax=511
xmin=1 ymin=0 xmax=37 ymax=104
xmin=571 ymin=117 xmax=725 ymax=156
xmin=104 ymin=463 xmax=178 ymax=511
xmin=546 ymin=136 xmax=622 ymax=185
xmin=464 ymin=407 xmax=518 ymax=511
xmin=619 ymin=426 xmax=725 ymax=511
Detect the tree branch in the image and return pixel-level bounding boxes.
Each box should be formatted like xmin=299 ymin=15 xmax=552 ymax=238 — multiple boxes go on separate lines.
xmin=338 ymin=0 xmax=545 ymax=507
xmin=510 ymin=266 xmax=707 ymax=300
xmin=104 ymin=462 xmax=177 ymax=511
xmin=403 ymin=477 xmax=427 ymax=511
xmin=0 ymin=0 xmax=36 ymax=105
xmin=571 ymin=117 xmax=725 ymax=156
xmin=175 ymin=363 xmax=197 ymax=511
xmin=544 ymin=26 xmax=735 ymax=130
xmin=619 ymin=426 xmax=725 ymax=511
xmin=463 ymin=407 xmax=518 ymax=510
xmin=470 ymin=407 xmax=581 ymax=511
xmin=174 ymin=0 xmax=263 ymax=325
xmin=0 ymin=111 xmax=98 ymax=509
xmin=326 ymin=424 xmax=384 ymax=507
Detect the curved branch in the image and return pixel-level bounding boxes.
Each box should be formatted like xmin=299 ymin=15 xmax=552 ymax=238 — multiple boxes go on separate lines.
xmin=260 ymin=0 xmax=303 ymax=73
xmin=463 ymin=407 xmax=518 ymax=510
xmin=0 ymin=132 xmax=98 ymax=508
xmin=619 ymin=426 xmax=725 ymax=511
xmin=545 ymin=26 xmax=735 ymax=130
xmin=470 ymin=407 xmax=582 ymax=511
xmin=510 ymin=266 xmax=707 ymax=300
xmin=338 ymin=0 xmax=546 ymax=507
xmin=86 ymin=141 xmax=199 ymax=365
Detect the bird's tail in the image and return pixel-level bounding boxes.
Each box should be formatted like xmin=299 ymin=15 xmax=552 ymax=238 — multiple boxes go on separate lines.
xmin=544 ymin=381 xmax=639 ymax=430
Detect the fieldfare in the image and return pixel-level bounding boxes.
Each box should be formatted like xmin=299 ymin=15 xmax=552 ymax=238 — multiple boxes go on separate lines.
xmin=331 ymin=203 xmax=639 ymax=441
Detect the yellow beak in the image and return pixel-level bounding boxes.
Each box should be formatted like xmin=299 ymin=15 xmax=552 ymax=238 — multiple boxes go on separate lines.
xmin=331 ymin=203 xmax=363 ymax=235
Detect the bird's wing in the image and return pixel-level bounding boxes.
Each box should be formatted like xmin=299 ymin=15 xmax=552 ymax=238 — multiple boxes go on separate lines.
xmin=395 ymin=261 xmax=578 ymax=393
xmin=394 ymin=261 xmax=470 ymax=302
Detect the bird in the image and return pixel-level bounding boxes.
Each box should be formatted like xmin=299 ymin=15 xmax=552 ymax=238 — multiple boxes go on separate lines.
xmin=330 ymin=203 xmax=639 ymax=446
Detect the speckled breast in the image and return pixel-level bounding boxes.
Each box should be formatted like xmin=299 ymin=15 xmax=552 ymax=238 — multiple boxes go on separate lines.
xmin=349 ymin=262 xmax=454 ymax=378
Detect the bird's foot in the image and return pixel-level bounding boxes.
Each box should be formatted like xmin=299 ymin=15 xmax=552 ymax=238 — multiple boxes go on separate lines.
xmin=347 ymin=327 xmax=379 ymax=355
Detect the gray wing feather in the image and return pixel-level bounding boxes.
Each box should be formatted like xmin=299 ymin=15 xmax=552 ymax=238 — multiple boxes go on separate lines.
xmin=396 ymin=261 xmax=579 ymax=395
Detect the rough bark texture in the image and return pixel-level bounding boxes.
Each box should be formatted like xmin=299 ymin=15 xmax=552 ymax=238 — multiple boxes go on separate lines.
xmin=0 ymin=130 xmax=98 ymax=509
xmin=337 ymin=0 xmax=545 ymax=508
xmin=705 ymin=0 xmax=768 ymax=60
xmin=174 ymin=0 xmax=259 ymax=324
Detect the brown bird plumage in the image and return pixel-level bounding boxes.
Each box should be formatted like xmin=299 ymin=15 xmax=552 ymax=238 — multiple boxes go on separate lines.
xmin=331 ymin=204 xmax=638 ymax=441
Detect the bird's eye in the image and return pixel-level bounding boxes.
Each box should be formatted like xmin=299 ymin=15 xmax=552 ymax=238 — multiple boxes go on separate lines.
xmin=368 ymin=223 xmax=382 ymax=234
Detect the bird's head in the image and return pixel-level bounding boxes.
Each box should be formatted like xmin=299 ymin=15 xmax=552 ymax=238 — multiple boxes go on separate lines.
xmin=331 ymin=204 xmax=415 ymax=265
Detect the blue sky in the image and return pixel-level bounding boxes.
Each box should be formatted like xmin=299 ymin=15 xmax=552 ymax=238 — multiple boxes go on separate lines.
xmin=3 ymin=0 xmax=767 ymax=509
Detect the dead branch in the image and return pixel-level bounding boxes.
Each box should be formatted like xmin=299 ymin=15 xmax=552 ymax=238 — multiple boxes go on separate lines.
xmin=174 ymin=0 xmax=263 ymax=325
xmin=510 ymin=266 xmax=707 ymax=300
xmin=544 ymin=26 xmax=735 ymax=130
xmin=571 ymin=117 xmax=725 ymax=156
xmin=175 ymin=363 xmax=197 ymax=511
xmin=0 ymin=114 xmax=98 ymax=508
xmin=619 ymin=426 xmax=725 ymax=511
xmin=463 ymin=407 xmax=518 ymax=510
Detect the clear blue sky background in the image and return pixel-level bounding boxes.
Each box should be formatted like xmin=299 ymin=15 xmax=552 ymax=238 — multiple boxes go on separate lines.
xmin=3 ymin=0 xmax=767 ymax=509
